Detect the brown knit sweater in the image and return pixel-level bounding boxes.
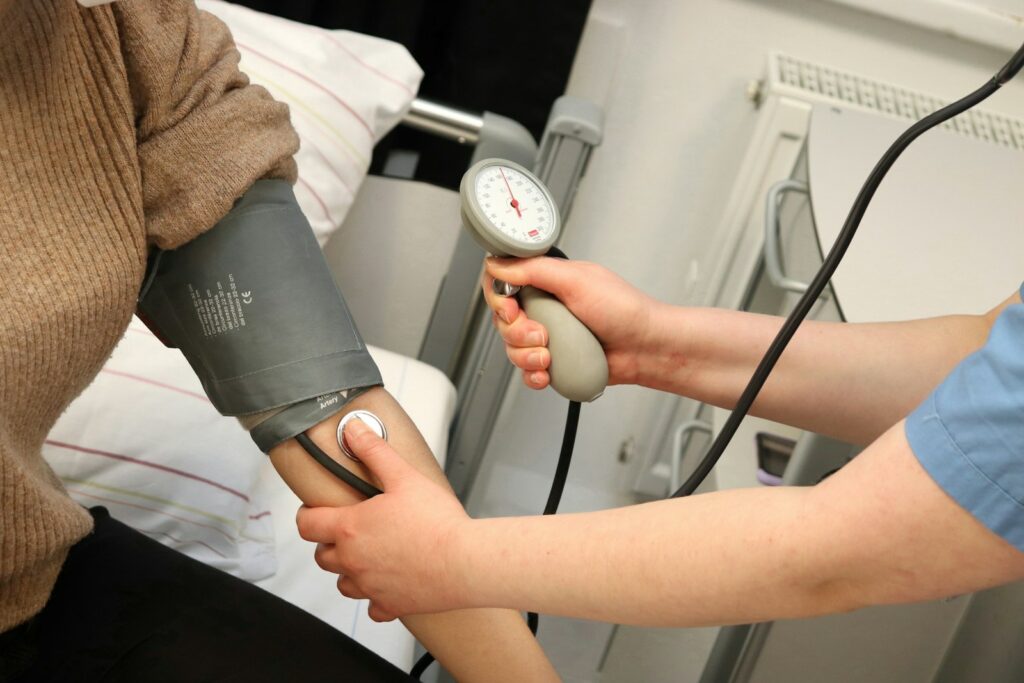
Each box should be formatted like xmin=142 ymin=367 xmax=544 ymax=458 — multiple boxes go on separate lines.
xmin=0 ymin=0 xmax=298 ymax=631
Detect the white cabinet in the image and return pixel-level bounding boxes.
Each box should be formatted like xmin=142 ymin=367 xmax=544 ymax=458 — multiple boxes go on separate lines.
xmin=700 ymin=102 xmax=1024 ymax=683
xmin=710 ymin=148 xmax=852 ymax=494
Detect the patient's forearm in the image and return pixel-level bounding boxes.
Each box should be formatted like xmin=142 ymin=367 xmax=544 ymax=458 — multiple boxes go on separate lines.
xmin=269 ymin=387 xmax=557 ymax=683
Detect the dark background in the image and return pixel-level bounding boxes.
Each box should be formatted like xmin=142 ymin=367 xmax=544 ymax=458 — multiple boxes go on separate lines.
xmin=233 ymin=0 xmax=593 ymax=187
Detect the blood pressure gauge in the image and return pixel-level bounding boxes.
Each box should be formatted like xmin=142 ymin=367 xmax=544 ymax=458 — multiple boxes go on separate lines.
xmin=460 ymin=159 xmax=608 ymax=403
xmin=461 ymin=159 xmax=560 ymax=260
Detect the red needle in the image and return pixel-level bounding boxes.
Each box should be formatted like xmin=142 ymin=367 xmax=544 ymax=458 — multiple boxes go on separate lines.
xmin=499 ymin=168 xmax=522 ymax=218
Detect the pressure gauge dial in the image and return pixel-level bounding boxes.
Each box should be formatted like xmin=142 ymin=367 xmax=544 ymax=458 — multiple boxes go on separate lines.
xmin=460 ymin=159 xmax=561 ymax=258
xmin=458 ymin=158 xmax=608 ymax=404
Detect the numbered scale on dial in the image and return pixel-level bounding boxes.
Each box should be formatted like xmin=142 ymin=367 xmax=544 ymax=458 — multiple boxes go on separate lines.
xmin=472 ymin=163 xmax=557 ymax=251
xmin=461 ymin=159 xmax=560 ymax=259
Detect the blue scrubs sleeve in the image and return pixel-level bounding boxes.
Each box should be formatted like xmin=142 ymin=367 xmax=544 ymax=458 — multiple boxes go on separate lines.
xmin=905 ymin=282 xmax=1024 ymax=552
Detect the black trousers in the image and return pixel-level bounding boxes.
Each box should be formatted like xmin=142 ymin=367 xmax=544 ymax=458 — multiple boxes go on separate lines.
xmin=0 ymin=508 xmax=413 ymax=682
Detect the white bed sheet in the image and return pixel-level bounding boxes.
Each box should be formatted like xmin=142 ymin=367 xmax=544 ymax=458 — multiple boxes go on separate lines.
xmin=253 ymin=344 xmax=455 ymax=669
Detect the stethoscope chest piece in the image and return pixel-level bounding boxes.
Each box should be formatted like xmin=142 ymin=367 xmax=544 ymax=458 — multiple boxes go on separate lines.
xmin=336 ymin=410 xmax=388 ymax=462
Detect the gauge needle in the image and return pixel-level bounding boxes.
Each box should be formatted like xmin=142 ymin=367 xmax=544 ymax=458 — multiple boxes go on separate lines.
xmin=499 ymin=168 xmax=523 ymax=218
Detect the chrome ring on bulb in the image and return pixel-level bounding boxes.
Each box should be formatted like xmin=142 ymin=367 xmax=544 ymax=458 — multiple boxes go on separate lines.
xmin=492 ymin=279 xmax=521 ymax=297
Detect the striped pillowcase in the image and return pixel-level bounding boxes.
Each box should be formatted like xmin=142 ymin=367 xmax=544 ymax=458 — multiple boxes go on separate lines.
xmin=197 ymin=0 xmax=424 ymax=244
xmin=44 ymin=318 xmax=277 ymax=580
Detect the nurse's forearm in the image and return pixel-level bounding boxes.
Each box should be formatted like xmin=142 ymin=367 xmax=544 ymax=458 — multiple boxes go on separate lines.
xmin=455 ymin=479 xmax=831 ymax=627
xmin=451 ymin=423 xmax=1024 ymax=627
xmin=269 ymin=387 xmax=557 ymax=683
xmin=635 ymin=304 xmax=998 ymax=445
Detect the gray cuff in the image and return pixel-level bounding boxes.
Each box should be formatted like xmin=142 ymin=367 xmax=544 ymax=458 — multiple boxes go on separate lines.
xmin=138 ymin=180 xmax=381 ymax=416
xmin=249 ymin=384 xmax=379 ymax=452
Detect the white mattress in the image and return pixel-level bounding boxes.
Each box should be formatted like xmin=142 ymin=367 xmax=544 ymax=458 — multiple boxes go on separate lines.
xmin=253 ymin=345 xmax=455 ymax=669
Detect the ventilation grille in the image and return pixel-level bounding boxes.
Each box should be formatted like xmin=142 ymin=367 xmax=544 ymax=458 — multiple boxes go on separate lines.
xmin=766 ymin=53 xmax=1024 ymax=151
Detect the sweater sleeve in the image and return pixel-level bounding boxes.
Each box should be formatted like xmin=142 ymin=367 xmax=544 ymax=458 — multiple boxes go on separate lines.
xmin=113 ymin=0 xmax=299 ymax=249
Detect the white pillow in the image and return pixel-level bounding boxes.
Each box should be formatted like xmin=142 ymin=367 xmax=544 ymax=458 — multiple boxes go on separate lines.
xmin=197 ymin=0 xmax=423 ymax=244
xmin=44 ymin=318 xmax=277 ymax=581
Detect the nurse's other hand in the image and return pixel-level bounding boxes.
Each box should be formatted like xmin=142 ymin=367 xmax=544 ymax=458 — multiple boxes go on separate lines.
xmin=296 ymin=420 xmax=471 ymax=621
xmin=482 ymin=257 xmax=661 ymax=389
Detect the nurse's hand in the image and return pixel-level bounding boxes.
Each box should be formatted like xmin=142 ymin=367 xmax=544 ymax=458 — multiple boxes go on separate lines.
xmin=296 ymin=419 xmax=472 ymax=621
xmin=482 ymin=257 xmax=662 ymax=390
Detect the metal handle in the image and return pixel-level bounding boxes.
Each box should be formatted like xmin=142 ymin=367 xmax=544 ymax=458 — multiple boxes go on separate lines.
xmin=670 ymin=419 xmax=713 ymax=493
xmin=402 ymin=99 xmax=484 ymax=145
xmin=764 ymin=179 xmax=811 ymax=294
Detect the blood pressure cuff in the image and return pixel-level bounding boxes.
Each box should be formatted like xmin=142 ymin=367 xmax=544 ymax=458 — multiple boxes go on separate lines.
xmin=137 ymin=179 xmax=382 ymax=452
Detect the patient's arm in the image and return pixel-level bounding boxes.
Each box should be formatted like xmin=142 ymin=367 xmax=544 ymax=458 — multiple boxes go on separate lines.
xmin=268 ymin=386 xmax=558 ymax=683
xmin=115 ymin=4 xmax=546 ymax=674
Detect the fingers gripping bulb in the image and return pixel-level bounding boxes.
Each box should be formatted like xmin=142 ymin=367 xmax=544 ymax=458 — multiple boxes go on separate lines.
xmin=337 ymin=411 xmax=388 ymax=462
xmin=462 ymin=159 xmax=608 ymax=403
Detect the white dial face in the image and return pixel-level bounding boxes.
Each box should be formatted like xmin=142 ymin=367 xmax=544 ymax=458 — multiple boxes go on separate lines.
xmin=473 ymin=164 xmax=556 ymax=245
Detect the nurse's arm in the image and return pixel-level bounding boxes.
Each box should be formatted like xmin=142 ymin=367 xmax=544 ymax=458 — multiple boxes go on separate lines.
xmin=486 ymin=255 xmax=1020 ymax=446
xmin=454 ymin=421 xmax=1024 ymax=626
xmin=636 ymin=291 xmax=1021 ymax=445
xmin=268 ymin=387 xmax=558 ymax=683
